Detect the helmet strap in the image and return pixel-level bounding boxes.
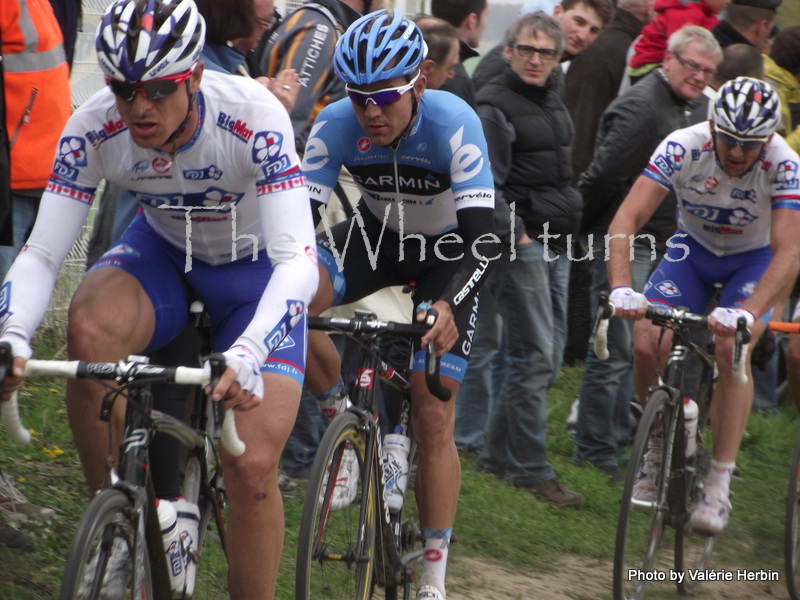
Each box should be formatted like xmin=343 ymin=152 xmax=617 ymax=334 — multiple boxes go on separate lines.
xmin=164 ymin=81 xmax=196 ymax=152
xmin=389 ymin=91 xmax=419 ymax=149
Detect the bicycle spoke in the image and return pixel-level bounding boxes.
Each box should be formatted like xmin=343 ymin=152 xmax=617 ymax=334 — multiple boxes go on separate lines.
xmin=296 ymin=413 xmax=375 ymax=600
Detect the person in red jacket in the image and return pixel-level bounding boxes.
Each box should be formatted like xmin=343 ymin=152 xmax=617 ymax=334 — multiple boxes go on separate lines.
xmin=628 ymin=0 xmax=729 ymax=83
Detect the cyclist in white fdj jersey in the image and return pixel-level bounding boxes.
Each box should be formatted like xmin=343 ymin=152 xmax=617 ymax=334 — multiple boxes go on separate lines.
xmin=302 ymin=10 xmax=496 ymax=600
xmin=608 ymin=77 xmax=800 ymax=535
xmin=0 ymin=0 xmax=318 ymax=597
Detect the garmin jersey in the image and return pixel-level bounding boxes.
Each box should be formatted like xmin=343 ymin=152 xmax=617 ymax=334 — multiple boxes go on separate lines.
xmin=644 ymin=121 xmax=800 ymax=256
xmin=301 ymin=89 xmax=495 ymax=236
xmin=0 ymin=70 xmax=318 ymax=366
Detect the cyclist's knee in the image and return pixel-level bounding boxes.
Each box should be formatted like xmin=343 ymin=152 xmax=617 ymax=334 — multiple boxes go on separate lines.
xmin=309 ymin=263 xmax=334 ymax=316
xmin=224 ymin=450 xmax=280 ymax=499
xmin=412 ymin=398 xmax=455 ymax=445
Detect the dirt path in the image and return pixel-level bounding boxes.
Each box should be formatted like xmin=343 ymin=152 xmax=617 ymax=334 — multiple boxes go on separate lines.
xmin=445 ymin=555 xmax=786 ymax=600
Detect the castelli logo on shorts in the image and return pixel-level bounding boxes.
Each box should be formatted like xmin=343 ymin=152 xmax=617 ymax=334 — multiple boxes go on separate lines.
xmin=424 ymin=549 xmax=443 ymax=562
xmin=357 ymin=137 xmax=371 ymax=153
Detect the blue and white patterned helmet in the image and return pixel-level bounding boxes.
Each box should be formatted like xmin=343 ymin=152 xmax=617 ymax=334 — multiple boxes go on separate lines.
xmin=334 ymin=8 xmax=427 ymax=86
xmin=96 ymin=0 xmax=206 ymax=82
xmin=712 ymin=76 xmax=781 ymax=139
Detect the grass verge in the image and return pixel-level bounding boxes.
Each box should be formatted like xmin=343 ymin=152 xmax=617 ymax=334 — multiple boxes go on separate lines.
xmin=0 ymin=336 xmax=797 ymax=599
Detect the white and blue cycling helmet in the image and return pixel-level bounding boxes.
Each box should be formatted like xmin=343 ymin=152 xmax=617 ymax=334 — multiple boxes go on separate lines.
xmin=96 ymin=0 xmax=206 ymax=82
xmin=712 ymin=76 xmax=781 ymax=139
xmin=334 ymin=8 xmax=427 ymax=86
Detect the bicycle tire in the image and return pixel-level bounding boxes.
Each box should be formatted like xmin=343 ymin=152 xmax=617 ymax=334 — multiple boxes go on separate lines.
xmin=613 ymin=388 xmax=677 ymax=600
xmin=674 ymin=441 xmax=715 ymax=594
xmin=295 ymin=411 xmax=375 ymax=600
xmin=786 ymin=431 xmax=800 ymax=600
xmin=59 ymin=489 xmax=154 ymax=600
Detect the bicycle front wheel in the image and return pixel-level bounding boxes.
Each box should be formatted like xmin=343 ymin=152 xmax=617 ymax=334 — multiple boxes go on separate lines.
xmin=674 ymin=445 xmax=715 ymax=594
xmin=60 ymin=489 xmax=153 ymax=600
xmin=295 ymin=411 xmax=375 ymax=600
xmin=614 ymin=388 xmax=677 ymax=600
xmin=786 ymin=431 xmax=800 ymax=600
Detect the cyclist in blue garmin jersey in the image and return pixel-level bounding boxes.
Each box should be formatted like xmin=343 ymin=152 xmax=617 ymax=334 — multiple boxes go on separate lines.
xmin=608 ymin=77 xmax=800 ymax=536
xmin=0 ymin=0 xmax=318 ymax=597
xmin=302 ymin=9 xmax=496 ymax=599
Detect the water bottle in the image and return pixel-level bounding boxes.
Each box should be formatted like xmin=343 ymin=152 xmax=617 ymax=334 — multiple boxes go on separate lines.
xmin=382 ymin=427 xmax=411 ymax=512
xmin=683 ymin=397 xmax=698 ymax=457
xmin=174 ymin=498 xmax=200 ymax=598
xmin=156 ymin=499 xmax=185 ymax=595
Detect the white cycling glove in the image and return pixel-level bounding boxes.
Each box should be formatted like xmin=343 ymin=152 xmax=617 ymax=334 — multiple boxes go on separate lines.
xmin=220 ymin=345 xmax=264 ymax=400
xmin=0 ymin=333 xmax=32 ymax=361
xmin=609 ymin=286 xmax=648 ymax=312
xmin=710 ymin=307 xmax=755 ymax=330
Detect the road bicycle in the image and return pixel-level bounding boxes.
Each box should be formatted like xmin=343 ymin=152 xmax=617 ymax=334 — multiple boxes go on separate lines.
xmin=771 ymin=320 xmax=800 ymax=600
xmin=0 ymin=303 xmax=243 ymax=600
xmin=295 ymin=309 xmax=450 ymax=600
xmin=593 ymin=293 xmax=750 ymax=600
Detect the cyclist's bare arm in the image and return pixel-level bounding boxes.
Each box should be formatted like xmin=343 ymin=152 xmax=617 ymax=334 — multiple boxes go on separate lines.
xmin=731 ymin=207 xmax=800 ymax=328
xmin=607 ymin=175 xmax=669 ymax=319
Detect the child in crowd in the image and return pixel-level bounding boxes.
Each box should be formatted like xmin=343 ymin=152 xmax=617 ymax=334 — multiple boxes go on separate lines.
xmin=628 ymin=0 xmax=729 ymax=82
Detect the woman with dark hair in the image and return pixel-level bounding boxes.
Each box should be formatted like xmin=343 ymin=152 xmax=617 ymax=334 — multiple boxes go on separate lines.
xmin=195 ymin=0 xmax=300 ymax=110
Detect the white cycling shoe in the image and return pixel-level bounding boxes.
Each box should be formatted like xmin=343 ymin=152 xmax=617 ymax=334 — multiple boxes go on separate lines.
xmin=632 ymin=436 xmax=663 ymax=505
xmin=78 ymin=535 xmax=131 ymax=600
xmin=416 ymin=575 xmax=446 ymax=600
xmin=320 ymin=446 xmax=360 ymax=511
xmin=689 ymin=485 xmax=731 ymax=535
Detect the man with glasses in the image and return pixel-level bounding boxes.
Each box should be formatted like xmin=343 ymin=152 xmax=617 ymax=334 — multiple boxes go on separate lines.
xmin=0 ymin=0 xmax=318 ymax=598
xmin=572 ymin=25 xmax=722 ymax=483
xmin=472 ymin=0 xmax=613 ymax=92
xmin=469 ymin=11 xmax=584 ymax=507
xmin=302 ymin=9 xmax=495 ymax=600
xmin=608 ymin=76 xmax=800 ymax=535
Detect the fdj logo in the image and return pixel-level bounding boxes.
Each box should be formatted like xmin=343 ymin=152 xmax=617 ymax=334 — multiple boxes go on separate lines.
xmin=253 ymin=131 xmax=284 ymax=164
xmin=58 ymin=137 xmax=87 ymax=167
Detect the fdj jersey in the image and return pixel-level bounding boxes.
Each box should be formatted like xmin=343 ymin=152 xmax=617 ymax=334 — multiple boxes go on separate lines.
xmin=49 ymin=70 xmax=307 ymax=266
xmin=644 ymin=121 xmax=800 ymax=257
xmin=302 ymin=89 xmax=495 ymax=236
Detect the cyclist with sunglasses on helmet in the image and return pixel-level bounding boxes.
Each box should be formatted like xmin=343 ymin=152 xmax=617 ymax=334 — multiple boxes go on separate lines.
xmin=302 ymin=9 xmax=496 ymax=600
xmin=608 ymin=76 xmax=800 ymax=535
xmin=0 ymin=0 xmax=318 ymax=597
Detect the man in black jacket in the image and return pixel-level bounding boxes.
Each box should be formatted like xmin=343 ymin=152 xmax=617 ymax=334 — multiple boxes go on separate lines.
xmin=564 ymin=0 xmax=655 ymax=185
xmin=712 ymin=0 xmax=780 ymax=52
xmin=471 ymin=12 xmax=584 ymax=507
xmin=431 ymin=0 xmax=487 ymax=107
xmin=572 ymin=26 xmax=722 ymax=480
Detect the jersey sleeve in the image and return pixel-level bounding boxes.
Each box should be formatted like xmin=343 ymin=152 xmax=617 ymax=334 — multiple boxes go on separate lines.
xmin=0 ymin=107 xmax=102 ymax=343
xmin=300 ymin=103 xmax=347 ymax=207
xmin=230 ymin=92 xmax=319 ymax=365
xmin=769 ymin=152 xmax=800 ymax=211
xmin=641 ymin=130 xmax=689 ymax=193
xmin=435 ymin=105 xmax=496 ymax=314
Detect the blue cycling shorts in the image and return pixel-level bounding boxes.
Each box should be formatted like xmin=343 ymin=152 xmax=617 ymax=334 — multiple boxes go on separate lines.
xmin=89 ymin=214 xmax=306 ymax=384
xmin=643 ymin=233 xmax=772 ymax=320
